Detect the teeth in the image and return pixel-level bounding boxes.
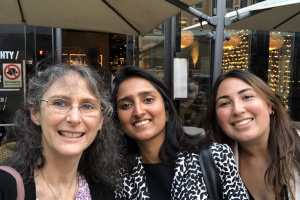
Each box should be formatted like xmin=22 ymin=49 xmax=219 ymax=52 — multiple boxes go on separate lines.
xmin=60 ymin=131 xmax=83 ymax=138
xmin=234 ymin=119 xmax=252 ymax=126
xmin=134 ymin=120 xmax=150 ymax=127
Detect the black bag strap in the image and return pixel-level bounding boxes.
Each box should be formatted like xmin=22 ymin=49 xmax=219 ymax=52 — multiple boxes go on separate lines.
xmin=198 ymin=142 xmax=222 ymax=200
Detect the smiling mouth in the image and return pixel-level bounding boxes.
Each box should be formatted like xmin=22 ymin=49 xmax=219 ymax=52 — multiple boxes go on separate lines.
xmin=233 ymin=118 xmax=253 ymax=126
xmin=59 ymin=131 xmax=84 ymax=138
xmin=134 ymin=120 xmax=150 ymax=127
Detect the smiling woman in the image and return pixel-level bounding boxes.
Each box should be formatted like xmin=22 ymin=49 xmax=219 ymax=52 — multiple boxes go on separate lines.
xmin=204 ymin=69 xmax=300 ymax=200
xmin=0 ymin=64 xmax=122 ymax=200
xmin=112 ymin=66 xmax=251 ymax=199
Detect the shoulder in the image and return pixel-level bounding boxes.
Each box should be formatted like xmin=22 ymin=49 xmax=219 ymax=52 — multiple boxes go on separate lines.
xmin=24 ymin=180 xmax=36 ymax=199
xmin=88 ymin=179 xmax=115 ymax=200
xmin=0 ymin=169 xmax=17 ymax=200
xmin=211 ymin=142 xmax=231 ymax=152
xmin=210 ymin=142 xmax=236 ymax=167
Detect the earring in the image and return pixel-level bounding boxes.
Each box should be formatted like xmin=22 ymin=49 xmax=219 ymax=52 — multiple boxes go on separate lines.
xmin=270 ymin=110 xmax=275 ymax=115
xmin=166 ymin=112 xmax=169 ymax=122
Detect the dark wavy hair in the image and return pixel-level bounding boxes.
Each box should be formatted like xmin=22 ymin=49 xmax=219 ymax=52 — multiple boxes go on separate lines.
xmin=112 ymin=66 xmax=202 ymax=170
xmin=204 ymin=69 xmax=300 ymax=200
xmin=2 ymin=64 xmax=122 ymax=189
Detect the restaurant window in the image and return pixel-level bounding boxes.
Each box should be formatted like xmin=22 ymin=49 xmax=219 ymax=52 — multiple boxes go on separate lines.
xmin=240 ymin=0 xmax=248 ymax=8
xmin=226 ymin=0 xmax=233 ymax=9
xmin=268 ymin=31 xmax=293 ymax=111
xmin=222 ymin=29 xmax=250 ymax=73
xmin=179 ymin=28 xmax=211 ymax=129
xmin=181 ymin=19 xmax=189 ymax=29
xmin=194 ymin=3 xmax=203 ymax=9
xmin=137 ymin=24 xmax=165 ymax=83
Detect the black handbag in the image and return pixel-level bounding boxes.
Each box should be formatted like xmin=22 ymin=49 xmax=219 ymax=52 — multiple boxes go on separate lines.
xmin=198 ymin=142 xmax=222 ymax=200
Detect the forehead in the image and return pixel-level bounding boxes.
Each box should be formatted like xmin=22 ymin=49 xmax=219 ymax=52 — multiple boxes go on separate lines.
xmin=43 ymin=72 xmax=95 ymax=98
xmin=217 ymin=78 xmax=252 ymax=95
xmin=118 ymin=77 xmax=159 ymax=96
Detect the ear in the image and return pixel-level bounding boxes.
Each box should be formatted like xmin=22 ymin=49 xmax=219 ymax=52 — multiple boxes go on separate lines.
xmin=98 ymin=115 xmax=104 ymax=131
xmin=267 ymin=103 xmax=273 ymax=115
xmin=30 ymin=108 xmax=41 ymax=126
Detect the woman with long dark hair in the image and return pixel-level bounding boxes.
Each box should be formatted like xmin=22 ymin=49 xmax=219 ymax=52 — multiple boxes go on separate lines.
xmin=112 ymin=66 xmax=250 ymax=199
xmin=204 ymin=69 xmax=300 ymax=200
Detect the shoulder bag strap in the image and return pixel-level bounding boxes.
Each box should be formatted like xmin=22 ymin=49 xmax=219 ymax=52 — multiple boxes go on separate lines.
xmin=198 ymin=142 xmax=222 ymax=200
xmin=0 ymin=166 xmax=25 ymax=200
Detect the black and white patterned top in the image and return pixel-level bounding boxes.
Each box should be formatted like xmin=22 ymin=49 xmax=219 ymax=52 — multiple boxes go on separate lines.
xmin=115 ymin=142 xmax=250 ymax=200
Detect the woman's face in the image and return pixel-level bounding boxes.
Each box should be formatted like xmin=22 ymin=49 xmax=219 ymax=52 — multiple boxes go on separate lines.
xmin=215 ymin=78 xmax=272 ymax=145
xmin=30 ymin=72 xmax=104 ymax=159
xmin=116 ymin=77 xmax=166 ymax=147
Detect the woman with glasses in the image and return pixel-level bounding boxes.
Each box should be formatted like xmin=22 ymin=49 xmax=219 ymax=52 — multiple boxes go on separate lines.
xmin=0 ymin=64 xmax=122 ymax=199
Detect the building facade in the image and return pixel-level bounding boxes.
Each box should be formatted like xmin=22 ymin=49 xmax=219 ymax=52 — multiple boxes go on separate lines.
xmin=0 ymin=0 xmax=299 ymax=140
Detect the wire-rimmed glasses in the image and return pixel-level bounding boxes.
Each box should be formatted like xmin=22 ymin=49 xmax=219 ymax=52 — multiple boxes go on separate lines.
xmin=41 ymin=98 xmax=101 ymax=116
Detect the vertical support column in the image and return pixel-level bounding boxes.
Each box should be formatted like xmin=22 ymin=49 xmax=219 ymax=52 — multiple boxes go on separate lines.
xmin=126 ymin=35 xmax=134 ymax=66
xmin=55 ymin=28 xmax=62 ymax=63
xmin=212 ymin=0 xmax=226 ymax=85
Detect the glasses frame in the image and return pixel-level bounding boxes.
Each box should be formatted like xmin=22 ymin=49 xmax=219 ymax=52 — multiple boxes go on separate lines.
xmin=40 ymin=98 xmax=101 ymax=116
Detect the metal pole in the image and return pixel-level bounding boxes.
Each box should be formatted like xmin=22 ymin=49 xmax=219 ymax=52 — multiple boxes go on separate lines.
xmin=55 ymin=28 xmax=62 ymax=63
xmin=212 ymin=0 xmax=226 ymax=85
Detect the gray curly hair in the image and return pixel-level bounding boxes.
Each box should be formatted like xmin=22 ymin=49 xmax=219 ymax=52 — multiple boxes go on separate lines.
xmin=2 ymin=64 xmax=122 ymax=188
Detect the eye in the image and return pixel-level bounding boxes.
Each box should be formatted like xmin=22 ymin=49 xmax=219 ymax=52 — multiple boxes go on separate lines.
xmin=144 ymin=97 xmax=154 ymax=103
xmin=81 ymin=103 xmax=95 ymax=110
xmin=51 ymin=98 xmax=69 ymax=107
xmin=119 ymin=103 xmax=132 ymax=110
xmin=243 ymin=95 xmax=253 ymax=100
xmin=218 ymin=101 xmax=230 ymax=108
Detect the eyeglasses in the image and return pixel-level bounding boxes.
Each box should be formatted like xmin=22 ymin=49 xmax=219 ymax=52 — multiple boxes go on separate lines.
xmin=41 ymin=98 xmax=101 ymax=116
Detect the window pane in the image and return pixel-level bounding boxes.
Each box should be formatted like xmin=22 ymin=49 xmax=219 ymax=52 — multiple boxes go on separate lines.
xmin=226 ymin=0 xmax=233 ymax=8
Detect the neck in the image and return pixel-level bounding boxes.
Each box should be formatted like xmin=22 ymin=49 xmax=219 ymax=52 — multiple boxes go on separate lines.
xmin=238 ymin=141 xmax=269 ymax=159
xmin=137 ymin=140 xmax=164 ymax=164
xmin=34 ymin=152 xmax=81 ymax=200
xmin=36 ymin=167 xmax=78 ymax=200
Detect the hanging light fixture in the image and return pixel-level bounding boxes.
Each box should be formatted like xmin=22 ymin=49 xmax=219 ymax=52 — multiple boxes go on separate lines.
xmin=181 ymin=30 xmax=194 ymax=48
xmin=269 ymin=34 xmax=284 ymax=50
xmin=223 ymin=34 xmax=241 ymax=50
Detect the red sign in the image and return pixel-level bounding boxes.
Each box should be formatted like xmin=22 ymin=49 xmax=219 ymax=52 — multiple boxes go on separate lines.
xmin=4 ymin=64 xmax=21 ymax=80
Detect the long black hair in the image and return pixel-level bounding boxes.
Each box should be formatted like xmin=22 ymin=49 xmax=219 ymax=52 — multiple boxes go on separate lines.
xmin=112 ymin=66 xmax=202 ymax=170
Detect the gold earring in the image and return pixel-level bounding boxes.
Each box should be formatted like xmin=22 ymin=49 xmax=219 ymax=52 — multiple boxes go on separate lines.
xmin=166 ymin=112 xmax=169 ymax=122
xmin=270 ymin=110 xmax=274 ymax=115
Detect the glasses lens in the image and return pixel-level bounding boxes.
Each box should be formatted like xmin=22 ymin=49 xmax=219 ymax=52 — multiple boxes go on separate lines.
xmin=48 ymin=98 xmax=70 ymax=113
xmin=79 ymin=102 xmax=101 ymax=116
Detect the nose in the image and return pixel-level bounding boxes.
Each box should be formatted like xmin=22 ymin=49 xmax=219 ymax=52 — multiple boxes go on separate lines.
xmin=133 ymin=102 xmax=145 ymax=118
xmin=66 ymin=105 xmax=82 ymax=124
xmin=232 ymin=100 xmax=246 ymax=115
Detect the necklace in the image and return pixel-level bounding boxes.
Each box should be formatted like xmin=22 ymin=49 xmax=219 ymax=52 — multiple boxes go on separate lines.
xmin=39 ymin=169 xmax=78 ymax=200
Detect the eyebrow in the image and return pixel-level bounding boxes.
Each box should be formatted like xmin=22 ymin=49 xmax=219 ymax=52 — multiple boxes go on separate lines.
xmin=117 ymin=90 xmax=156 ymax=104
xmin=216 ymin=88 xmax=252 ymax=102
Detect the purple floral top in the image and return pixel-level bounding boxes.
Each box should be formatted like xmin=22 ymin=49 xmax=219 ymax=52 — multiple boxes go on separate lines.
xmin=75 ymin=173 xmax=92 ymax=200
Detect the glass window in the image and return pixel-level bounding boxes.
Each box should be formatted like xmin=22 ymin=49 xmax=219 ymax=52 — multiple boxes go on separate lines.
xmin=240 ymin=0 xmax=248 ymax=8
xmin=179 ymin=30 xmax=211 ymax=128
xmin=181 ymin=19 xmax=188 ymax=29
xmin=222 ymin=29 xmax=250 ymax=73
xmin=194 ymin=3 xmax=203 ymax=9
xmin=226 ymin=0 xmax=233 ymax=9
xmin=137 ymin=25 xmax=165 ymax=83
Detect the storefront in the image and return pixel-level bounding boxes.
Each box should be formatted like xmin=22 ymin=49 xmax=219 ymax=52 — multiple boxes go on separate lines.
xmin=0 ymin=25 xmax=54 ymax=140
xmin=1 ymin=0 xmax=300 ymax=140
